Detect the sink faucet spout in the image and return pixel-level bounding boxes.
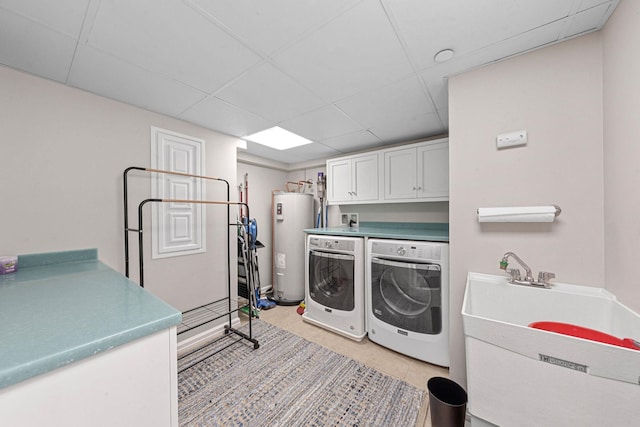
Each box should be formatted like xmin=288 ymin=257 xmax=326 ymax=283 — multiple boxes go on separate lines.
xmin=500 ymin=252 xmax=534 ymax=282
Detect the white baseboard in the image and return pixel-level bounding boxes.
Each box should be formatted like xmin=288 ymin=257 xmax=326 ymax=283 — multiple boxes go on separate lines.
xmin=177 ymin=317 xmax=242 ymax=356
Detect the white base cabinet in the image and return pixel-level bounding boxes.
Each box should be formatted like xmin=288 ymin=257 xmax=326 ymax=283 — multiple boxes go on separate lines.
xmin=0 ymin=327 xmax=178 ymax=427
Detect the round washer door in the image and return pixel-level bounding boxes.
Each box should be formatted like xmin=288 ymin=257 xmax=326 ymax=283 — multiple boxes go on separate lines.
xmin=308 ymin=250 xmax=355 ymax=311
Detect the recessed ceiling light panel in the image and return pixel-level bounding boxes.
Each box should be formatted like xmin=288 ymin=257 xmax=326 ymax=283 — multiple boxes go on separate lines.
xmin=243 ymin=126 xmax=313 ymax=150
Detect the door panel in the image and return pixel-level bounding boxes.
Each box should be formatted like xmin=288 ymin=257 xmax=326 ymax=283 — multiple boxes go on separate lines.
xmin=327 ymin=159 xmax=351 ymax=203
xmin=151 ymin=127 xmax=205 ymax=258
xmin=352 ymin=154 xmax=378 ymax=201
xmin=384 ymin=148 xmax=416 ymax=199
xmin=418 ymin=142 xmax=449 ymax=198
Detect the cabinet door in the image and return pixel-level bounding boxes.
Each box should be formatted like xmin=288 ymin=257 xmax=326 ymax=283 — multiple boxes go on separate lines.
xmin=417 ymin=142 xmax=449 ymax=199
xmin=384 ymin=148 xmax=417 ymax=200
xmin=351 ymin=154 xmax=379 ymax=201
xmin=327 ymin=158 xmax=352 ymax=202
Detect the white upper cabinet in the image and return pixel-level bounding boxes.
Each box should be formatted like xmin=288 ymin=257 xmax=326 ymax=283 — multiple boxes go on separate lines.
xmin=326 ymin=137 xmax=448 ymax=205
xmin=327 ymin=153 xmax=378 ymax=204
xmin=383 ymin=139 xmax=449 ymax=202
xmin=327 ymin=158 xmax=351 ymax=202
xmin=384 ymin=148 xmax=417 ymax=200
xmin=418 ymin=141 xmax=449 ymax=199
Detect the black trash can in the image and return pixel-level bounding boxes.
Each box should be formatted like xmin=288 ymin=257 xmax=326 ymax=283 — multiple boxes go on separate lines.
xmin=427 ymin=376 xmax=468 ymax=427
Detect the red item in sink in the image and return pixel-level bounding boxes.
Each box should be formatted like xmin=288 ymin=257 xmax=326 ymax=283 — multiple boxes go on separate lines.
xmin=529 ymin=321 xmax=640 ymax=350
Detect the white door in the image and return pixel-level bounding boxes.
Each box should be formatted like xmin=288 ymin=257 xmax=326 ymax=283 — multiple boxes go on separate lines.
xmin=351 ymin=154 xmax=378 ymax=201
xmin=417 ymin=142 xmax=449 ymax=199
xmin=151 ymin=127 xmax=205 ymax=258
xmin=327 ymin=158 xmax=352 ymax=203
xmin=384 ymin=148 xmax=417 ymax=200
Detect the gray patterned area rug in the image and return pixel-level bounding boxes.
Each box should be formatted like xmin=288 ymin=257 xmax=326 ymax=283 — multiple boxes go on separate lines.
xmin=178 ymin=320 xmax=423 ymax=426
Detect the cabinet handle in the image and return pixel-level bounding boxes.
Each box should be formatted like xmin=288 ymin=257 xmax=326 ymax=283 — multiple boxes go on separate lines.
xmin=417 ymin=186 xmax=422 ymax=191
xmin=412 ymin=187 xmax=416 ymax=190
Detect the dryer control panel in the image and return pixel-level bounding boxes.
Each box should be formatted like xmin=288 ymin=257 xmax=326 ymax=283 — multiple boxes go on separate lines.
xmin=369 ymin=240 xmax=442 ymax=261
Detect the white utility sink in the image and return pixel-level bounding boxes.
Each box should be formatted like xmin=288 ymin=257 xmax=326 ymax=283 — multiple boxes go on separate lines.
xmin=462 ymin=272 xmax=640 ymax=427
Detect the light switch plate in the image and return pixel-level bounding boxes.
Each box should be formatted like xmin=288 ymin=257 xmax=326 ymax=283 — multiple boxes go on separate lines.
xmin=497 ymin=130 xmax=527 ymax=149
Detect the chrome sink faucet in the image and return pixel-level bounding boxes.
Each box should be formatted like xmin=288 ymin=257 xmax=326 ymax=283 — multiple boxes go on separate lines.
xmin=499 ymin=252 xmax=555 ymax=288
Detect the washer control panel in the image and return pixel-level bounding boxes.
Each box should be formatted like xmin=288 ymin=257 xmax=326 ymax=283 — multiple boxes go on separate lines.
xmin=309 ymin=236 xmax=355 ymax=252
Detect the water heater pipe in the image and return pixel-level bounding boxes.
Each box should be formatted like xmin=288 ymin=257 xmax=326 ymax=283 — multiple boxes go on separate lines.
xmin=244 ymin=173 xmax=249 ymax=218
xmin=270 ymin=189 xmax=279 ymax=292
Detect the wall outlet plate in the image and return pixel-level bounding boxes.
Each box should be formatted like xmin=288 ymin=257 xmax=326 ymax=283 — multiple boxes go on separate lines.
xmin=349 ymin=213 xmax=359 ymax=227
xmin=340 ymin=213 xmax=359 ymax=226
xmin=497 ymin=130 xmax=527 ymax=149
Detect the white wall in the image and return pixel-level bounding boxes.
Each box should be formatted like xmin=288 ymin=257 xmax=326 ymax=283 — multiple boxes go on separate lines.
xmin=603 ymin=0 xmax=640 ymax=314
xmin=335 ymin=201 xmax=448 ymax=224
xmin=0 ymin=65 xmax=239 ymax=312
xmin=448 ymin=33 xmax=605 ymax=387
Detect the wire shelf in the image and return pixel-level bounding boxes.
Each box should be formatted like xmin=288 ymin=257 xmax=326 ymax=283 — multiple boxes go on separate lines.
xmin=177 ymin=296 xmax=250 ymax=335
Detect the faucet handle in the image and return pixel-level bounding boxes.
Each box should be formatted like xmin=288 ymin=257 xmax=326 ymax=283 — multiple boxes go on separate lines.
xmin=538 ymin=271 xmax=555 ymax=284
xmin=508 ymin=268 xmax=521 ymax=282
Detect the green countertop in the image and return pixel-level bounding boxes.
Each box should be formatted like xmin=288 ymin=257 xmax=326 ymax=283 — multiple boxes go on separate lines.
xmin=0 ymin=249 xmax=181 ymax=389
xmin=304 ymin=222 xmax=449 ymax=242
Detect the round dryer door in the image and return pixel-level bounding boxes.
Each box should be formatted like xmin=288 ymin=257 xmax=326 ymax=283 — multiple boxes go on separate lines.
xmin=379 ymin=267 xmax=432 ymax=316
xmin=370 ymin=258 xmax=442 ymax=334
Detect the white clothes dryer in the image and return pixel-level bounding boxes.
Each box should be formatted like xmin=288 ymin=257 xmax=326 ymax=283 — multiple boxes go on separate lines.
xmin=367 ymin=238 xmax=449 ymax=366
xmin=303 ymin=234 xmax=365 ymax=341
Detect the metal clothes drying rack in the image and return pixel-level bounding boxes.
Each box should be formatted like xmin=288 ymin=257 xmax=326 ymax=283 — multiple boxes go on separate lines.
xmin=123 ymin=167 xmax=259 ymax=368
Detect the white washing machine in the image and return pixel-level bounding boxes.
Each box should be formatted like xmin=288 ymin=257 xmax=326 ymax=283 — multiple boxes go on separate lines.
xmin=367 ymin=238 xmax=449 ymax=366
xmin=303 ymin=234 xmax=365 ymax=341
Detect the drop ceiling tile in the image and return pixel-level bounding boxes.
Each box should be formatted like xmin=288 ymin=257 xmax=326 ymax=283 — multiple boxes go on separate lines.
xmin=369 ymin=111 xmax=444 ymax=143
xmin=180 ymin=96 xmax=274 ymax=137
xmin=320 ymin=131 xmax=384 ymax=152
xmin=281 ymin=142 xmax=343 ymax=163
xmin=421 ymin=18 xmax=567 ymax=111
xmin=68 ymin=45 xmax=208 ymax=117
xmin=566 ymin=2 xmax=617 ymax=37
xmin=188 ymin=0 xmax=360 ymax=55
xmin=337 ymin=77 xmax=435 ymax=132
xmin=273 ymin=0 xmax=414 ymax=102
xmin=0 ymin=0 xmax=89 ymax=36
xmin=578 ymin=0 xmax=617 ymax=12
xmin=384 ymin=0 xmax=575 ymax=70
xmin=215 ymin=62 xmax=325 ymax=123
xmin=86 ymin=0 xmax=262 ymax=93
xmin=422 ymin=74 xmax=449 ymax=113
xmin=244 ymin=140 xmax=341 ymax=164
xmin=279 ymin=106 xmax=364 ymax=142
xmin=0 ymin=9 xmax=77 ymax=82
xmin=437 ymin=108 xmax=449 ymax=130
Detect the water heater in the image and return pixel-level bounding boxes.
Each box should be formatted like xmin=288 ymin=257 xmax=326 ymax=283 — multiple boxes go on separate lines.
xmin=272 ymin=192 xmax=314 ymax=305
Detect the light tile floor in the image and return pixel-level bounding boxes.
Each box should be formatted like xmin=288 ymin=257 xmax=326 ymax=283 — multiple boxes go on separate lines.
xmin=257 ymin=305 xmax=449 ymax=427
